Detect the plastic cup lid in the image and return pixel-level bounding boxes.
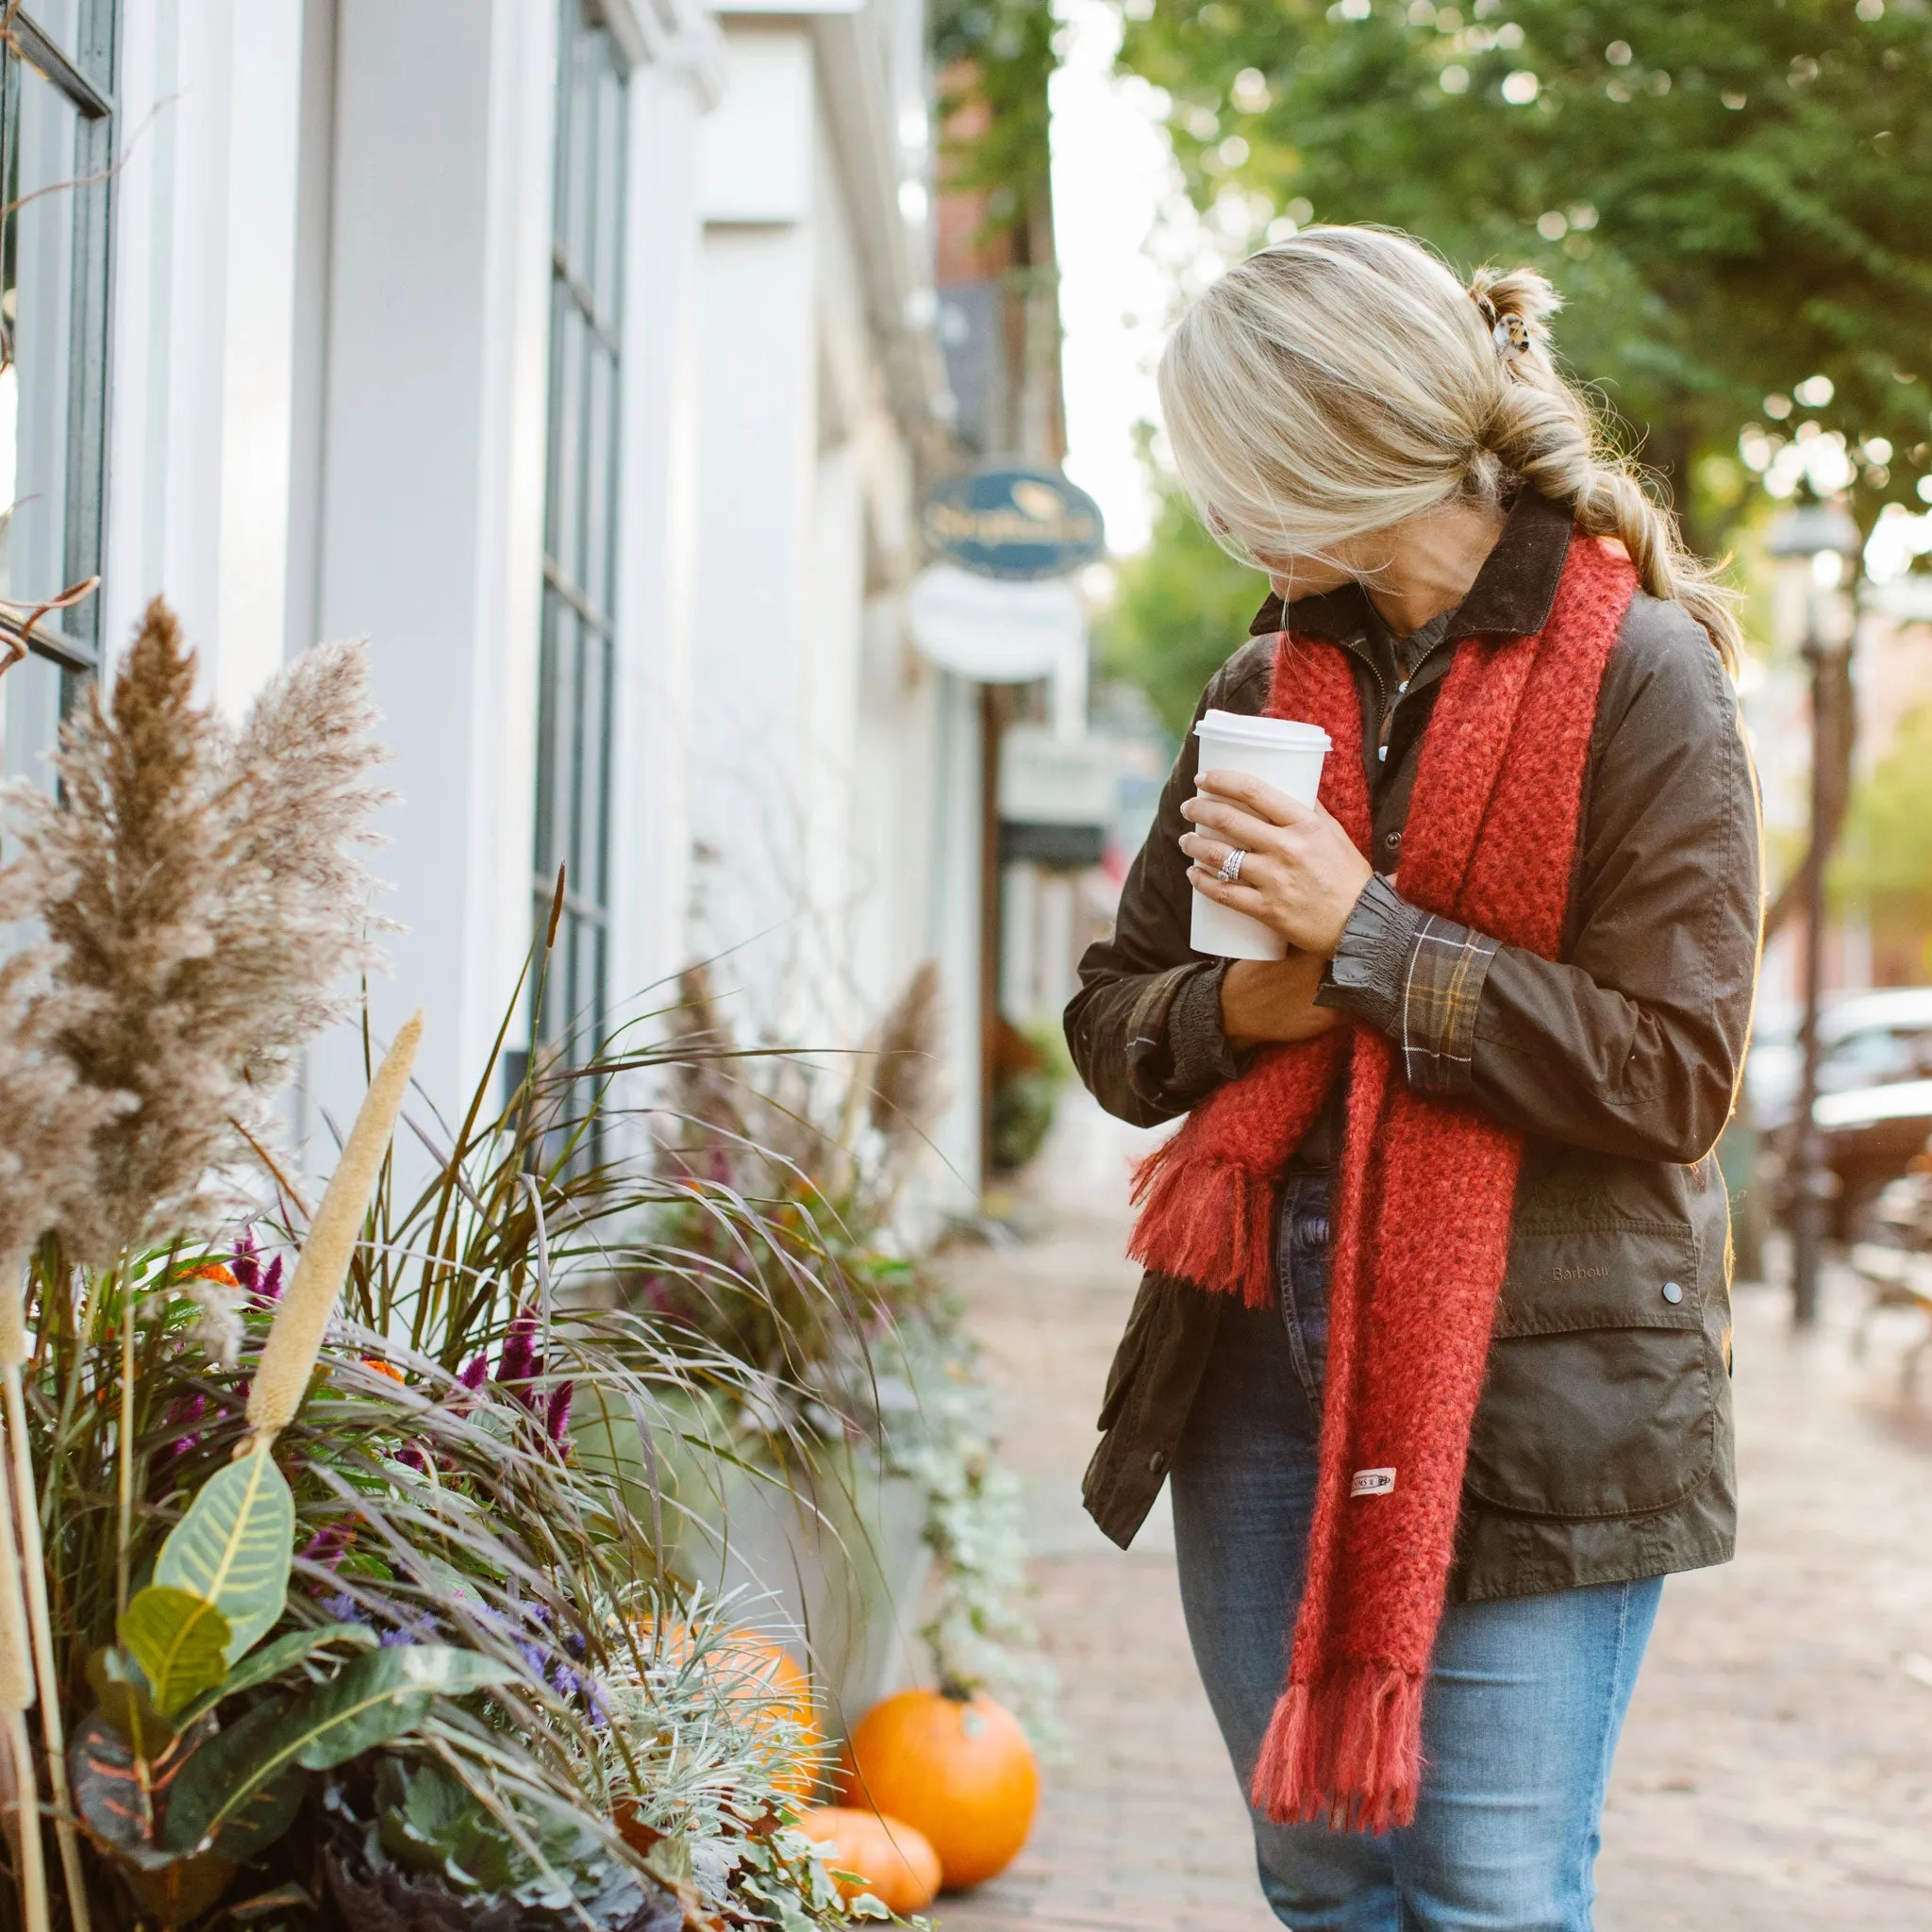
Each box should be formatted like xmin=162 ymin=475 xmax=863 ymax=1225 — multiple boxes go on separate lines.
xmin=1195 ymin=708 xmax=1332 ymax=752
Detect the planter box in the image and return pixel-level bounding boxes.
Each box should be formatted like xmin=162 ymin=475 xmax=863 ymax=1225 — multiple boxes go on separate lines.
xmin=576 ymin=1400 xmax=931 ymax=1740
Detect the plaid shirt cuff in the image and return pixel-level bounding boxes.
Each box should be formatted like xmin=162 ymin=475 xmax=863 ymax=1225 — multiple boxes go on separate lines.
xmin=1319 ymin=874 xmax=1499 ymax=1098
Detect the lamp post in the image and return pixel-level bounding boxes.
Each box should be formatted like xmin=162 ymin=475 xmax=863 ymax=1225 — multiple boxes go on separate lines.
xmin=1765 ymin=496 xmax=1863 ymax=1327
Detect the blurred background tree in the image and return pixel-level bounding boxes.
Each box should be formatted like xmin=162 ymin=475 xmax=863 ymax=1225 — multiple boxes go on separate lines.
xmin=1115 ymin=0 xmax=1932 ymax=549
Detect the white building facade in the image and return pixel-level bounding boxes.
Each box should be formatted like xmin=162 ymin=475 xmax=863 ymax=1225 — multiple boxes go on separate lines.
xmin=0 ymin=0 xmax=985 ymax=1203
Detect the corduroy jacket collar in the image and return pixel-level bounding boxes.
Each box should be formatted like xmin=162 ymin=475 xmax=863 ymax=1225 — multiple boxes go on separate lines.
xmin=1244 ymin=488 xmax=1574 ymax=643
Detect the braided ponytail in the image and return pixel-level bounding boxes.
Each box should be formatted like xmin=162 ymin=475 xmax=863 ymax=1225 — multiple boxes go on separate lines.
xmin=1470 ymin=265 xmax=1743 ymax=670
xmin=1159 ymin=228 xmax=1743 ymax=672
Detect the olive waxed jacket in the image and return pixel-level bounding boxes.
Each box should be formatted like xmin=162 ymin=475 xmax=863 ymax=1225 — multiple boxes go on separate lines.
xmin=1067 ymin=491 xmax=1762 ymax=1603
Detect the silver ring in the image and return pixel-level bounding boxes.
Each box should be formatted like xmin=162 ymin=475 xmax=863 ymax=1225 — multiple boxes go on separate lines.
xmin=1216 ymin=847 xmax=1246 ymax=884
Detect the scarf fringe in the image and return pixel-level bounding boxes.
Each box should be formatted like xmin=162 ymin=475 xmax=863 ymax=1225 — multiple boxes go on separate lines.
xmin=1126 ymin=1145 xmax=1274 ymax=1310
xmin=1249 ymin=1665 xmax=1426 ymax=1836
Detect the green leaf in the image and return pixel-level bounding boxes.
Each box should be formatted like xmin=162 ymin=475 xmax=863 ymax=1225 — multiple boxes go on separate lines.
xmin=119 ymin=1588 xmax=233 ymax=1718
xmin=154 ymin=1449 xmax=294 ymax=1664
xmin=288 ymin=1646 xmax=511 ymax=1772
xmin=157 ymin=1701 xmax=306 ymax=1862
xmin=120 ymin=1851 xmax=239 ymax=1927
xmin=87 ymin=1647 xmax=175 ymax=1753
xmin=69 ymin=1708 xmax=214 ymax=1869
xmin=172 ymin=1621 xmax=375 ymax=1730
xmin=160 ymin=1647 xmax=511 ymax=1855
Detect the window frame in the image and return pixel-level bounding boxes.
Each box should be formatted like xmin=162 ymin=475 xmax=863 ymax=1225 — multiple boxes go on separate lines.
xmin=0 ymin=2 xmax=117 ymax=684
xmin=529 ymin=0 xmax=630 ymax=1074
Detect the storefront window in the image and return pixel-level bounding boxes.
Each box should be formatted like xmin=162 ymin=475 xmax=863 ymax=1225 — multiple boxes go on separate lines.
xmin=531 ymin=0 xmax=627 ymax=1071
xmin=0 ymin=3 xmax=115 ymax=796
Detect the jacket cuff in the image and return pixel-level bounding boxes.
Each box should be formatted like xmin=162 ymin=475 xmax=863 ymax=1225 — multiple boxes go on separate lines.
xmin=1316 ymin=873 xmax=1423 ymax=1037
xmin=1165 ymin=959 xmax=1241 ymax=1097
xmin=1319 ymin=876 xmax=1500 ymax=1098
xmin=1122 ymin=960 xmax=1240 ymax=1111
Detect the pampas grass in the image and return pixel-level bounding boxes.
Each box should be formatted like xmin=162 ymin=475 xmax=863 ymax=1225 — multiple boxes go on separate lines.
xmin=869 ymin=959 xmax=948 ymax=1179
xmin=3 ymin=598 xmax=389 ymax=1262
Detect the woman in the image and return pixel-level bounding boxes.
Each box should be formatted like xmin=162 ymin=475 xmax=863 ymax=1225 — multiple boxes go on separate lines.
xmin=1066 ymin=228 xmax=1759 ymax=1929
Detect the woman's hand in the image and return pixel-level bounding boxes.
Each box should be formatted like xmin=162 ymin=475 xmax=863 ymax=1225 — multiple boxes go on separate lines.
xmin=1180 ymin=770 xmax=1374 ymax=957
xmin=1220 ymin=954 xmax=1342 ymax=1049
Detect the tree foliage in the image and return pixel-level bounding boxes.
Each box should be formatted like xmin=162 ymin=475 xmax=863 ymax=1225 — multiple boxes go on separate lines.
xmin=1117 ymin=0 xmax=1932 ymax=545
xmin=932 ymin=0 xmax=1060 ymax=242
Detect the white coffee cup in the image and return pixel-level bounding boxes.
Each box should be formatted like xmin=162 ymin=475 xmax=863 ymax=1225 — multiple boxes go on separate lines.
xmin=1189 ymin=709 xmax=1333 ymax=960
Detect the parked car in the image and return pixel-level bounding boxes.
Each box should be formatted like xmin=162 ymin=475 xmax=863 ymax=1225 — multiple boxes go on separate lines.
xmin=1749 ymin=988 xmax=1932 ymax=1241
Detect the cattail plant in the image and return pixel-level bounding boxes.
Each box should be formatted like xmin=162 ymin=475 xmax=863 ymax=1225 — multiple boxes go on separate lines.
xmin=245 ymin=1011 xmax=422 ymax=1454
xmin=0 ymin=1415 xmax=44 ymax=1932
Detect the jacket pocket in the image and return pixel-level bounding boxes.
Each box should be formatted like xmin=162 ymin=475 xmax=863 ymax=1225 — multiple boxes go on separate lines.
xmin=1465 ymin=1217 xmax=1713 ymax=1520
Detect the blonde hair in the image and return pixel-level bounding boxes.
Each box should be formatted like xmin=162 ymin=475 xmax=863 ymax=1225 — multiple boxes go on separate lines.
xmin=1158 ymin=226 xmax=1742 ymax=668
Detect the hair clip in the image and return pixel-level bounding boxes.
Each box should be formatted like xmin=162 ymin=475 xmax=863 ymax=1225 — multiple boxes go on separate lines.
xmin=1492 ymin=314 xmax=1531 ymax=358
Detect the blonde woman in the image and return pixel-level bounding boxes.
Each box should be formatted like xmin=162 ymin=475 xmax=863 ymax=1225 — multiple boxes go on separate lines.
xmin=1067 ymin=227 xmax=1759 ymax=1927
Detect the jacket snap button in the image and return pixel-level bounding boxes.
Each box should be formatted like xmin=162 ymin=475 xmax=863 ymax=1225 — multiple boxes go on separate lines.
xmin=1661 ymin=1280 xmax=1684 ymax=1304
xmin=1148 ymin=1449 xmax=1167 ymax=1475
xmin=1384 ymin=829 xmax=1403 ymax=851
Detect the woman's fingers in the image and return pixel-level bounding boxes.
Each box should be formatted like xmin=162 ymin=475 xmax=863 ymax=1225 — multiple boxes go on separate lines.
xmin=1194 ymin=769 xmax=1312 ymax=825
xmin=1180 ymin=792 xmax=1291 ymax=853
xmin=1178 ymin=830 xmax=1257 ymax=874
xmin=1188 ymin=863 xmax=1270 ymax=913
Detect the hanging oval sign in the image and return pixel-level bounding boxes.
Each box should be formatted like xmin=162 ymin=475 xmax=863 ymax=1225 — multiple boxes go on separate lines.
xmin=921 ymin=464 xmax=1106 ymax=580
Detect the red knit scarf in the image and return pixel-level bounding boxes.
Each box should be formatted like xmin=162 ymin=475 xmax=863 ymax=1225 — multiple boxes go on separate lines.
xmin=1128 ymin=533 xmax=1635 ymax=1832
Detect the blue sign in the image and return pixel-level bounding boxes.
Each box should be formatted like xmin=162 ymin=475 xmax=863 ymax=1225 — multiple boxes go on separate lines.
xmin=921 ymin=464 xmax=1106 ymax=581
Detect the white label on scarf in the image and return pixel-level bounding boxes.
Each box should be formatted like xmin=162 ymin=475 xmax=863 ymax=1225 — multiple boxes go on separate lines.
xmin=1351 ymin=1467 xmax=1396 ymax=1497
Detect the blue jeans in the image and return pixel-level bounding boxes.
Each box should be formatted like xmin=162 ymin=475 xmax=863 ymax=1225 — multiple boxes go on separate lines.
xmin=1168 ymin=1176 xmax=1661 ymax=1931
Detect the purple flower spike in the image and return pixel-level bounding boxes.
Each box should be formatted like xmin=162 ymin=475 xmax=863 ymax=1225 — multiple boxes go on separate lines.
xmin=498 ymin=1313 xmax=539 ymax=1391
xmin=458 ymin=1353 xmax=490 ymax=1391
xmin=230 ymin=1230 xmax=260 ymax=1296
xmin=257 ymin=1254 xmax=285 ymax=1306
xmin=396 ymin=1443 xmax=430 ymax=1474
xmin=299 ymin=1522 xmax=352 ymax=1572
xmin=544 ymin=1381 xmax=574 ymax=1445
xmin=320 ymin=1591 xmax=366 ymax=1623
xmin=153 ymin=1392 xmax=208 ymax=1472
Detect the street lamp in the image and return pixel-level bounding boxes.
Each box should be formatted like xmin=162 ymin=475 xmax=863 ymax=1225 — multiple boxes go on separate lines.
xmin=1765 ymin=494 xmax=1863 ymax=1327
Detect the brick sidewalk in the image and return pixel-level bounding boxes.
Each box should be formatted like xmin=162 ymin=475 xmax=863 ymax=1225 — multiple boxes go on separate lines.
xmin=932 ymin=1096 xmax=1932 ymax=1930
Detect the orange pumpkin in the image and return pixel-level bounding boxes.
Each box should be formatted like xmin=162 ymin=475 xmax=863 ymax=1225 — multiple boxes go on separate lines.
xmin=796 ymin=1806 xmax=941 ymax=1915
xmin=636 ymin=1623 xmax=824 ymax=1802
xmin=840 ymin=1688 xmax=1039 ymax=1890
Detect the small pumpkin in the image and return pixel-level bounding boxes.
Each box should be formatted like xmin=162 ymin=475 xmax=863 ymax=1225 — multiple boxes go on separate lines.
xmin=840 ymin=1688 xmax=1039 ymax=1890
xmin=636 ymin=1623 xmax=823 ymax=1801
xmin=797 ymin=1806 xmax=941 ymax=1915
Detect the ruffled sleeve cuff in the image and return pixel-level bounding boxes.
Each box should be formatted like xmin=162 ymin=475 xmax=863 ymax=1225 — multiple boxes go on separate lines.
xmin=1315 ymin=873 xmax=1423 ymax=1038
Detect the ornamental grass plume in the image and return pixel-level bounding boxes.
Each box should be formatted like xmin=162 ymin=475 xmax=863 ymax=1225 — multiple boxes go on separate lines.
xmin=667 ymin=961 xmax=745 ymax=1146
xmin=1 ymin=599 xmax=389 ymax=1262
xmin=868 ymin=958 xmax=948 ymax=1168
xmin=245 ymin=1010 xmax=423 ymax=1453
